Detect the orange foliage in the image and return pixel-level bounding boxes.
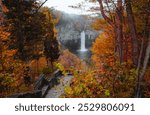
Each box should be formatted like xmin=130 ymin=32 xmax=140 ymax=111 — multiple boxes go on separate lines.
xmin=58 ymin=50 xmax=85 ymax=70
xmin=0 ymin=27 xmax=10 ymax=40
xmin=29 ymin=57 xmax=47 ymax=78
xmin=91 ymin=32 xmax=115 ymax=69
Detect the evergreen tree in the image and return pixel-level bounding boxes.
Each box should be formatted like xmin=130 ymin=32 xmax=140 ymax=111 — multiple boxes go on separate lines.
xmin=43 ymin=8 xmax=60 ymax=68
xmin=2 ymin=0 xmax=46 ymax=61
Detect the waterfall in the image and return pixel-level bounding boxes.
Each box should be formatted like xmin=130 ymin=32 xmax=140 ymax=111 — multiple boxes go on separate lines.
xmin=80 ymin=31 xmax=87 ymax=51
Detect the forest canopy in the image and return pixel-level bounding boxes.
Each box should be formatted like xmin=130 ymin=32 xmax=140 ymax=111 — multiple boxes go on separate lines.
xmin=0 ymin=0 xmax=149 ymax=98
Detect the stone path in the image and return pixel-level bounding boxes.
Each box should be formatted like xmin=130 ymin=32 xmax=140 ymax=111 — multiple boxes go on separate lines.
xmin=45 ymin=75 xmax=73 ymax=98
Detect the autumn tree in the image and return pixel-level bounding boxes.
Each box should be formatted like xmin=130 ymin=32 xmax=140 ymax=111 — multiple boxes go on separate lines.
xmin=2 ymin=0 xmax=47 ymax=61
xmin=0 ymin=0 xmax=6 ymax=71
xmin=0 ymin=0 xmax=25 ymax=96
xmin=125 ymin=0 xmax=139 ymax=66
xmin=90 ymin=0 xmax=150 ymax=97
xmin=132 ymin=0 xmax=150 ymax=97
xmin=58 ymin=50 xmax=84 ymax=71
xmin=42 ymin=8 xmax=60 ymax=69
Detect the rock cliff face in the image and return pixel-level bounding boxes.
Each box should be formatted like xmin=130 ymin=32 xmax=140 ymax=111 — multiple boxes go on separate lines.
xmin=53 ymin=10 xmax=100 ymax=50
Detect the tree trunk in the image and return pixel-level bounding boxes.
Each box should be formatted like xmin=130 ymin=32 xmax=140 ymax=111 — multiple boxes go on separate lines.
xmin=137 ymin=37 xmax=144 ymax=72
xmin=97 ymin=0 xmax=114 ymax=26
xmin=98 ymin=0 xmax=124 ymax=63
xmin=17 ymin=0 xmax=25 ymax=60
xmin=115 ymin=0 xmax=124 ymax=63
xmin=136 ymin=0 xmax=150 ymax=97
xmin=124 ymin=34 xmax=128 ymax=62
xmin=125 ymin=0 xmax=139 ymax=66
xmin=136 ymin=34 xmax=150 ymax=97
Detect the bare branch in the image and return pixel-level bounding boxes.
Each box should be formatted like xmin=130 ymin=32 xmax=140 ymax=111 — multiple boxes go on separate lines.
xmin=97 ymin=0 xmax=114 ymax=26
xmin=35 ymin=0 xmax=48 ymax=13
xmin=105 ymin=0 xmax=115 ymax=23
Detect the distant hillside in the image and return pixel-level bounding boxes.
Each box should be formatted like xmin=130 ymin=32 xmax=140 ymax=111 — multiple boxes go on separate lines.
xmin=52 ymin=10 xmax=101 ymax=51
xmin=52 ymin=10 xmax=100 ymax=40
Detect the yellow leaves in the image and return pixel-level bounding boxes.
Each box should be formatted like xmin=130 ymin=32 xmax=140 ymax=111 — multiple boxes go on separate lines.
xmin=74 ymin=85 xmax=83 ymax=95
xmin=104 ymin=90 xmax=110 ymax=97
xmin=54 ymin=62 xmax=67 ymax=76
xmin=91 ymin=18 xmax=108 ymax=31
xmin=64 ymin=86 xmax=73 ymax=95
xmin=52 ymin=18 xmax=59 ymax=25
xmin=55 ymin=63 xmax=64 ymax=71
xmin=82 ymin=71 xmax=96 ymax=86
xmin=53 ymin=28 xmax=58 ymax=36
xmin=63 ymin=69 xmax=104 ymax=97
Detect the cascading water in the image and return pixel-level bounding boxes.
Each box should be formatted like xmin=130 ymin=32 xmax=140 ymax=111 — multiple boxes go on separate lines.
xmin=80 ymin=31 xmax=87 ymax=51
